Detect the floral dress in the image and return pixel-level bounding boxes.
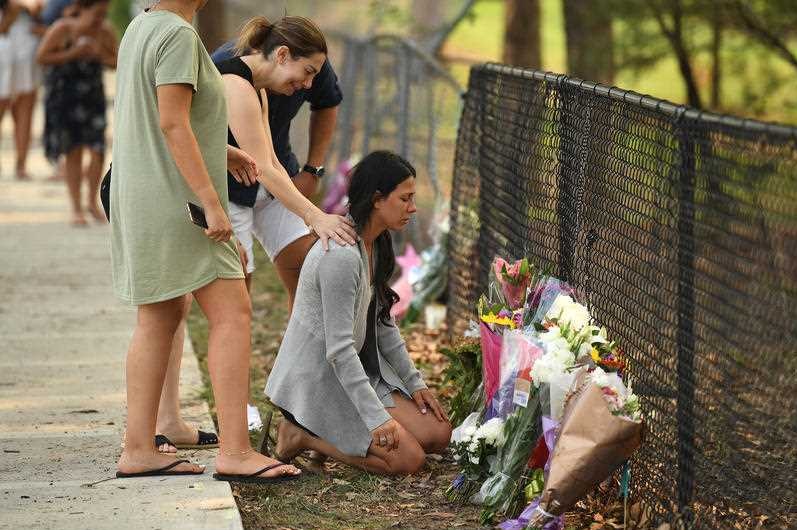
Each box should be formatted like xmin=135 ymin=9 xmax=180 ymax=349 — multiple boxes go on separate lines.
xmin=43 ymin=54 xmax=105 ymax=160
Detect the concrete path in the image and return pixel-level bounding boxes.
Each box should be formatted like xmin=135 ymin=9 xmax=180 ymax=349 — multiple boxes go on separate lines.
xmin=0 ymin=116 xmax=243 ymax=527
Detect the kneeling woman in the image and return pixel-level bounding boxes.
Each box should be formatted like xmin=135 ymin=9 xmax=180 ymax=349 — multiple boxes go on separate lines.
xmin=265 ymin=151 xmax=452 ymax=475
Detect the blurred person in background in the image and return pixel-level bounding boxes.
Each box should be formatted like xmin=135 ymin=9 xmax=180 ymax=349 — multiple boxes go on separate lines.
xmin=36 ymin=0 xmax=116 ymax=225
xmin=0 ymin=0 xmax=45 ymax=180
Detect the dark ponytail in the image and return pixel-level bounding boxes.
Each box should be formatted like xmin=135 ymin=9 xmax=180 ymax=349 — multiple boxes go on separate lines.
xmin=235 ymin=15 xmax=327 ymax=59
xmin=347 ymin=151 xmax=416 ymax=325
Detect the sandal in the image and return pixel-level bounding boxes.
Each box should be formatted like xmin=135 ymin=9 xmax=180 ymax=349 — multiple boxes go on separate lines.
xmin=155 ymin=434 xmax=177 ymax=453
xmin=116 ymin=459 xmax=204 ymax=478
xmin=154 ymin=430 xmax=219 ymax=451
xmin=212 ymin=463 xmax=300 ymax=485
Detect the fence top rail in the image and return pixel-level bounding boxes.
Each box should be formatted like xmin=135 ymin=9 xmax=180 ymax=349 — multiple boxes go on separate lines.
xmin=479 ymin=62 xmax=797 ymax=140
xmin=328 ymin=30 xmax=465 ymax=95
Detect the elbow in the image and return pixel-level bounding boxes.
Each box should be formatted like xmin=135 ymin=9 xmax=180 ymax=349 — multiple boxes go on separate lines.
xmin=159 ymin=119 xmax=186 ymax=139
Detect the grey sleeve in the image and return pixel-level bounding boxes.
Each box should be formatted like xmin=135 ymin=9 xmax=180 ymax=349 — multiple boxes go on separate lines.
xmin=318 ymin=250 xmax=391 ymax=431
xmin=377 ymin=317 xmax=427 ymax=394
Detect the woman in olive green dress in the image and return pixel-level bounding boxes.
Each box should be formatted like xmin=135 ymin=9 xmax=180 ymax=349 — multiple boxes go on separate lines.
xmin=110 ymin=0 xmax=355 ymax=480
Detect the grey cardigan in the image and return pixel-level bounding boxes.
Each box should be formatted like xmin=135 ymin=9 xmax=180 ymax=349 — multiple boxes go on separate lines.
xmin=265 ymin=238 xmax=427 ymax=457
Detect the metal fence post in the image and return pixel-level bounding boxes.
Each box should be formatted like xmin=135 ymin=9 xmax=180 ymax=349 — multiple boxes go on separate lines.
xmin=556 ymin=78 xmax=588 ymax=283
xmin=675 ymin=115 xmax=697 ymax=524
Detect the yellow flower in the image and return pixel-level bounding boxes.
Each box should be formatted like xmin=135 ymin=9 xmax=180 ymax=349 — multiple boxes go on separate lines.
xmin=590 ymin=348 xmax=601 ymax=363
xmin=480 ymin=313 xmax=516 ymax=329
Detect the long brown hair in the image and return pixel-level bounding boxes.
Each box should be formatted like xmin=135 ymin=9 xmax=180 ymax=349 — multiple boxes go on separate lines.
xmin=234 ymin=16 xmax=327 ymax=59
xmin=347 ymin=151 xmax=417 ymax=325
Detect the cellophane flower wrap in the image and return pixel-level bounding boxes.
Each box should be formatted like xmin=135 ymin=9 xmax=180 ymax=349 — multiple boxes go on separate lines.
xmin=478 ymin=294 xmax=522 ymax=419
xmin=493 ymin=257 xmax=533 ymax=310
xmin=478 ymin=332 xmax=544 ymax=523
xmin=525 ymin=367 xmax=643 ymax=529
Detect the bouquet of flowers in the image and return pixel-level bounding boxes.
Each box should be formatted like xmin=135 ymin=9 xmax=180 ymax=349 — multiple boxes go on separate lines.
xmin=493 ymin=257 xmax=534 ymax=310
xmin=524 ymin=366 xmax=643 ymax=529
xmin=479 ymin=388 xmax=543 ymax=523
xmin=447 ymin=415 xmax=506 ymax=503
xmin=479 ymin=332 xmax=544 ymax=522
xmin=478 ymin=295 xmax=522 ymax=419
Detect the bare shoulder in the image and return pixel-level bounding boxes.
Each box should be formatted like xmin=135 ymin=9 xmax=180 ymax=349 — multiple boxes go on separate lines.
xmin=221 ymin=73 xmax=257 ymax=100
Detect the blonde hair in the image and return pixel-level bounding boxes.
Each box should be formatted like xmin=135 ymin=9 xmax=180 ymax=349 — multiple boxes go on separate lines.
xmin=235 ymin=16 xmax=327 ymax=59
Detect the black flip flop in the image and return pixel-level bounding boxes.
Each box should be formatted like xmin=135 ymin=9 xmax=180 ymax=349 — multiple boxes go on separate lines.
xmin=155 ymin=431 xmax=219 ymax=451
xmin=116 ymin=459 xmax=204 ymax=478
xmin=213 ymin=462 xmax=300 ymax=484
xmin=176 ymin=430 xmax=219 ymax=450
xmin=155 ymin=434 xmax=177 ymax=452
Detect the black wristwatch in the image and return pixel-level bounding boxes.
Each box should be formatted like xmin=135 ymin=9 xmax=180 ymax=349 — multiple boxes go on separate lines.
xmin=302 ymin=164 xmax=325 ymax=178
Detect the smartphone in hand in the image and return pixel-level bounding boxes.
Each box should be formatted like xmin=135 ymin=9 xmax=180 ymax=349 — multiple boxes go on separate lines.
xmin=186 ymin=201 xmax=208 ymax=229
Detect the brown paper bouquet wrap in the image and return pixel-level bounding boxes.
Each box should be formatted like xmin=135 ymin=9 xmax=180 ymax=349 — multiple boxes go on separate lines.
xmin=527 ymin=368 xmax=644 ymax=528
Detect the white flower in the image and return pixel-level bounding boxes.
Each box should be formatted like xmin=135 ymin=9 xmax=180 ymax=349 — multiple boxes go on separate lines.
xmin=469 ymin=453 xmax=480 ymax=464
xmin=558 ymin=302 xmax=591 ymax=331
xmin=531 ymin=349 xmax=575 ymax=387
xmin=539 ymin=326 xmax=572 ymax=354
xmin=474 ymin=417 xmax=504 ymax=447
xmin=591 ymin=366 xmax=610 ymax=387
xmin=460 ymin=425 xmax=477 ymax=442
xmin=545 ymin=295 xmax=591 ymax=331
xmin=468 ymin=439 xmax=480 ymax=454
xmin=545 ymin=295 xmax=574 ymax=322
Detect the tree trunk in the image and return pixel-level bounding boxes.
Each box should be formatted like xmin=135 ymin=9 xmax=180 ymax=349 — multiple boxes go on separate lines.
xmin=502 ymin=0 xmax=541 ymax=69
xmin=710 ymin=11 xmax=722 ymax=109
xmin=196 ymin=0 xmax=227 ymax=53
xmin=648 ymin=0 xmax=703 ymax=109
xmin=563 ymin=0 xmax=614 ymax=83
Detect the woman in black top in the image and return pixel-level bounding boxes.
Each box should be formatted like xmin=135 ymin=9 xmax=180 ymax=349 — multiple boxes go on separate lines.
xmin=217 ymin=16 xmax=348 ymax=308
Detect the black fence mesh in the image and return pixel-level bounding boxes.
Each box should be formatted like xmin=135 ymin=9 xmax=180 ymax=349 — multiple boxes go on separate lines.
xmin=447 ymin=63 xmax=797 ymax=529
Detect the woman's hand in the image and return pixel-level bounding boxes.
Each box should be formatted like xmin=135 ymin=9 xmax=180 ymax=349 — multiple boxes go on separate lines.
xmin=411 ymin=389 xmax=448 ymax=422
xmin=306 ymin=209 xmax=357 ymax=251
xmin=203 ymin=202 xmax=233 ymax=243
xmin=227 ymin=145 xmax=259 ymax=186
xmin=371 ymin=418 xmax=400 ymax=451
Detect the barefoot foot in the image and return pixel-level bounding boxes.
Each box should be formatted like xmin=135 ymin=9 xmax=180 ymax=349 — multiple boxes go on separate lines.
xmin=275 ymin=419 xmax=309 ymax=462
xmin=88 ymin=203 xmax=106 ymax=222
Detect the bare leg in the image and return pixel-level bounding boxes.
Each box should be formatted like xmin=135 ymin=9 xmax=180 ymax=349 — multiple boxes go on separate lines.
xmin=275 ymin=392 xmax=450 ymax=476
xmin=0 ymin=98 xmax=9 ymax=177
xmin=273 ymin=234 xmax=317 ymax=313
xmin=154 ymin=294 xmax=194 ymax=453
xmin=383 ymin=391 xmax=452 ymax=454
xmin=85 ymin=148 xmax=105 ymax=221
xmin=48 ymin=157 xmax=66 ymax=182
xmin=116 ymin=297 xmax=204 ymax=475
xmin=275 ymin=414 xmax=426 ymax=476
xmin=64 ymin=147 xmax=87 ymax=225
xmin=192 ymin=278 xmax=300 ymax=478
xmin=11 ymin=90 xmax=36 ymax=180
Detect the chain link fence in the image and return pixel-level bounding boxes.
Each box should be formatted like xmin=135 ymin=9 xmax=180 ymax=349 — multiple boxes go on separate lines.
xmin=325 ymin=32 xmax=464 ymax=246
xmin=447 ymin=63 xmax=797 ymax=529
